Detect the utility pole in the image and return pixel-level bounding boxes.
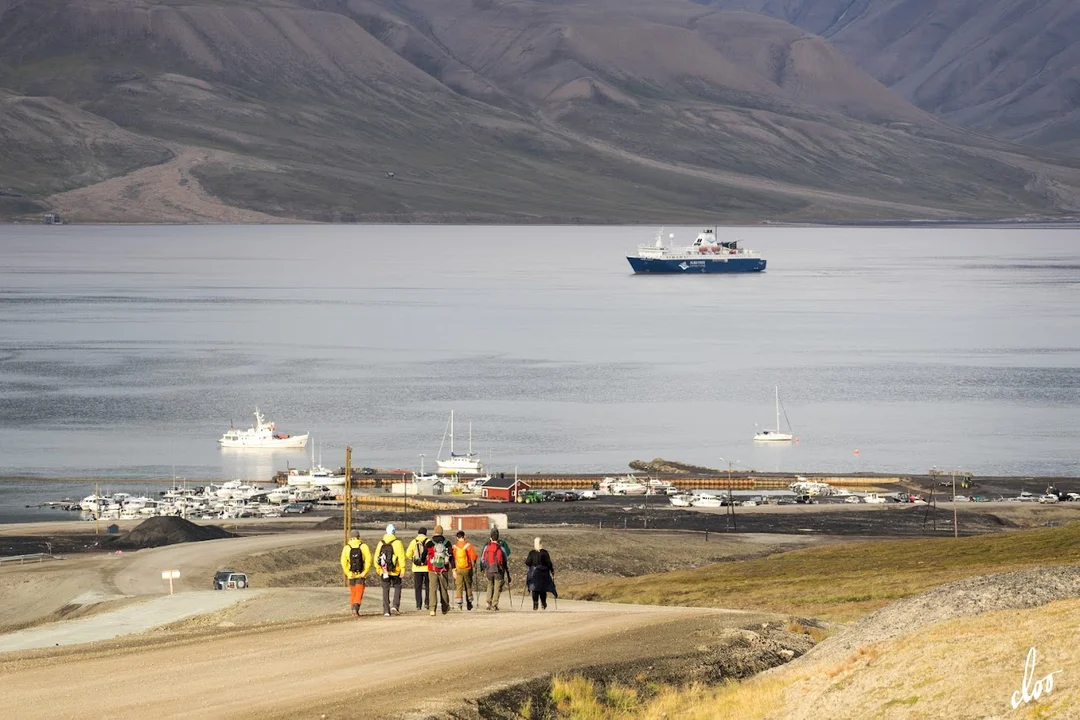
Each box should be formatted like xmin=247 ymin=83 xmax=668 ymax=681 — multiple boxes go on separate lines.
xmin=727 ymin=463 xmax=737 ymax=532
xmin=720 ymin=458 xmax=737 ymax=532
xmin=343 ymin=446 xmax=352 ymax=546
xmin=952 ymin=470 xmax=958 ymax=539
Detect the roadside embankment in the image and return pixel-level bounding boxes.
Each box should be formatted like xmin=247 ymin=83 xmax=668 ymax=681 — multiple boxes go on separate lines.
xmin=569 ymin=521 xmax=1080 ymax=621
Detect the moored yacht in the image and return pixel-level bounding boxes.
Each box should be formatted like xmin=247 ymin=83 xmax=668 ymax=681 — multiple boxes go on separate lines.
xmin=598 ymin=475 xmax=649 ymax=496
xmin=218 ymin=408 xmax=309 ymax=449
xmin=754 ymin=386 xmax=794 ymax=442
xmin=435 ymin=411 xmax=486 ymax=477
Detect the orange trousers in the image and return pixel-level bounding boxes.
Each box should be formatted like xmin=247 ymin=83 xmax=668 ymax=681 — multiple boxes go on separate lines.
xmin=349 ymin=580 xmax=366 ymax=607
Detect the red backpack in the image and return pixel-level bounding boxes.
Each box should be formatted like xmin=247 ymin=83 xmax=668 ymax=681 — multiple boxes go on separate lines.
xmin=482 ymin=541 xmax=505 ymax=571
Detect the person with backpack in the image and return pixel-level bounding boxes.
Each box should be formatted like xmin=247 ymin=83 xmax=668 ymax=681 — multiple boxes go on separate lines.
xmin=405 ymin=527 xmax=430 ymax=612
xmin=426 ymin=525 xmax=453 ymax=616
xmin=339 ymin=529 xmax=372 ymax=617
xmin=525 ymin=536 xmax=557 ymax=611
xmin=372 ymin=523 xmax=406 ymax=617
xmin=480 ymin=528 xmax=511 ymax=611
xmin=452 ymin=530 xmax=477 ymax=611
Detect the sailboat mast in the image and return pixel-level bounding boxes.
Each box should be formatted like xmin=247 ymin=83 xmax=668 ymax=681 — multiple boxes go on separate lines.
xmin=469 ymin=422 xmax=473 ymax=456
xmin=450 ymin=410 xmax=455 ymax=456
xmin=775 ymin=386 xmax=780 ymax=432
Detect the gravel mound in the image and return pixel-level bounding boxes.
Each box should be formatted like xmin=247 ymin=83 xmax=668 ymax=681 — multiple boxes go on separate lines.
xmin=108 ymin=517 xmax=236 ymax=549
xmin=813 ymin=565 xmax=1080 ymax=662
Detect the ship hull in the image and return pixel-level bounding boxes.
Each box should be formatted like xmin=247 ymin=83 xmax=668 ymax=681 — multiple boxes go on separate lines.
xmin=218 ymin=434 xmax=309 ymax=449
xmin=627 ymin=256 xmax=766 ymax=274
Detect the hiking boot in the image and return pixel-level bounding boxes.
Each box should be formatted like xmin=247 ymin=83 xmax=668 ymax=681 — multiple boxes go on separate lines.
xmin=491 ymin=606 xmax=499 ymax=611
xmin=541 ymin=604 xmax=548 ymax=610
xmin=391 ymin=607 xmax=400 ymax=615
xmin=384 ymin=612 xmax=391 ymax=617
xmin=442 ymin=608 xmax=449 ymax=615
xmin=533 ymin=604 xmax=539 ymax=611
xmin=466 ymin=600 xmax=473 ymax=611
xmin=485 ymin=603 xmax=492 ymax=611
xmin=429 ymin=609 xmax=436 ymax=616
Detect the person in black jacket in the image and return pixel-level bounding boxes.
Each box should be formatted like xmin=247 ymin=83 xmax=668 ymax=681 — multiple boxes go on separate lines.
xmin=524 ymin=536 xmax=557 ymax=610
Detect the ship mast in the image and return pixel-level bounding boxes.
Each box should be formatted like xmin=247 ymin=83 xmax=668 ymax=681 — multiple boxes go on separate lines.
xmin=775 ymin=386 xmax=781 ymax=433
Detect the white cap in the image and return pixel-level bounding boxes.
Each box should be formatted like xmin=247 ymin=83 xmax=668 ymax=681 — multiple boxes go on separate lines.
xmin=386 ymin=524 xmax=396 ymax=535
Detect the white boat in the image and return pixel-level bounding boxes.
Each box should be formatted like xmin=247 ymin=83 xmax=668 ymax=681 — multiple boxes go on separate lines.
xmin=790 ymin=479 xmax=834 ymax=496
xmin=862 ymin=493 xmax=887 ymax=504
xmin=690 ymin=494 xmax=725 ymax=508
xmin=754 ymin=386 xmax=794 ymax=442
xmin=218 ymin=408 xmax=309 ymax=449
xmin=646 ymin=478 xmax=678 ymax=495
xmin=598 ymin=475 xmax=649 ymax=496
xmin=435 ymin=411 xmax=486 ymax=477
xmin=80 ymin=494 xmax=111 ymax=513
xmin=668 ymin=494 xmax=694 ymax=507
xmin=286 ymin=443 xmax=345 ymax=486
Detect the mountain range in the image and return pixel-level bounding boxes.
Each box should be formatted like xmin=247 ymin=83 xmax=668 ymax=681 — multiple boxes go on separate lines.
xmin=1 ymin=0 xmax=1078 ymax=223
xmin=709 ymin=0 xmax=1080 ymax=153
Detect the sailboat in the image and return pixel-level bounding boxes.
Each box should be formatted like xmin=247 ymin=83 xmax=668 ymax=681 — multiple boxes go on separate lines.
xmin=285 ymin=440 xmax=345 ymax=486
xmin=754 ymin=386 xmax=794 ymax=442
xmin=435 ymin=410 xmax=486 ymax=476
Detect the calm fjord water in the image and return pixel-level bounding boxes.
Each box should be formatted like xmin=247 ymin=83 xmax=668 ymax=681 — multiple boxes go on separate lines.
xmin=0 ymin=224 xmax=1077 ymax=484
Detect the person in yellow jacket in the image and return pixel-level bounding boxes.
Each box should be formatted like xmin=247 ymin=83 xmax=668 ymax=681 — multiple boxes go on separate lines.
xmin=452 ymin=530 xmax=478 ymax=611
xmin=405 ymin=527 xmax=430 ymax=612
xmin=372 ymin=524 xmax=407 ymax=617
xmin=340 ymin=530 xmax=372 ymax=617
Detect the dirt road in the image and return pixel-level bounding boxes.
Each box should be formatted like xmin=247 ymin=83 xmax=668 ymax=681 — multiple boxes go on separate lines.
xmin=104 ymin=530 xmax=337 ymax=595
xmin=0 ymin=528 xmax=780 ymax=719
xmin=1 ymin=599 xmax=753 ymax=719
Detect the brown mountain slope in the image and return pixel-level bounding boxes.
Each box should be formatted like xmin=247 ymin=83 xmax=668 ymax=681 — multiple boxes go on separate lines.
xmin=709 ymin=0 xmax=1080 ymax=152
xmin=1 ymin=0 xmax=1079 ymax=221
xmin=0 ymin=89 xmax=172 ymax=195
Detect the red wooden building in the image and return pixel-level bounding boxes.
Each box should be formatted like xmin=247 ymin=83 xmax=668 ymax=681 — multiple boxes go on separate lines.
xmin=481 ymin=476 xmax=531 ymax=502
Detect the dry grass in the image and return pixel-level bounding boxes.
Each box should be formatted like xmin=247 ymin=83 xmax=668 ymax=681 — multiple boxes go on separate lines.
xmin=543 ymin=674 xmax=789 ymax=720
xmin=544 ymin=599 xmax=1080 ymax=720
xmin=770 ymin=599 xmax=1080 ymax=719
xmin=569 ymin=522 xmax=1080 ymax=622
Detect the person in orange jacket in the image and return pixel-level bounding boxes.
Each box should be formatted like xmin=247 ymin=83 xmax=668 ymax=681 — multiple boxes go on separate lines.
xmin=452 ymin=530 xmax=477 ymax=611
xmin=339 ymin=530 xmax=372 ymax=617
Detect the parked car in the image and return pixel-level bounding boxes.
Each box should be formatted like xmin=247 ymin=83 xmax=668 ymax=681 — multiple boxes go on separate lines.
xmin=579 ymin=490 xmax=597 ymax=500
xmin=282 ymin=503 xmax=311 ymax=514
xmin=1038 ymin=494 xmax=1059 ymax=504
xmin=361 ymin=467 xmax=376 ymax=475
xmin=213 ymin=569 xmax=249 ymax=590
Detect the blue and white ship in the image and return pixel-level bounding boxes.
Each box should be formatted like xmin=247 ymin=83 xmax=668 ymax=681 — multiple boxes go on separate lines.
xmin=627 ymin=228 xmax=766 ymax=274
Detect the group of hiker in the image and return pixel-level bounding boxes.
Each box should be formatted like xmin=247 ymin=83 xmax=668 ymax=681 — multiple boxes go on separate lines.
xmin=339 ymin=524 xmax=558 ymax=616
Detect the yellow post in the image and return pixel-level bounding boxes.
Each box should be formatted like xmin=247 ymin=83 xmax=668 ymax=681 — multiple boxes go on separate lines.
xmin=343 ymin=446 xmax=353 ymax=546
